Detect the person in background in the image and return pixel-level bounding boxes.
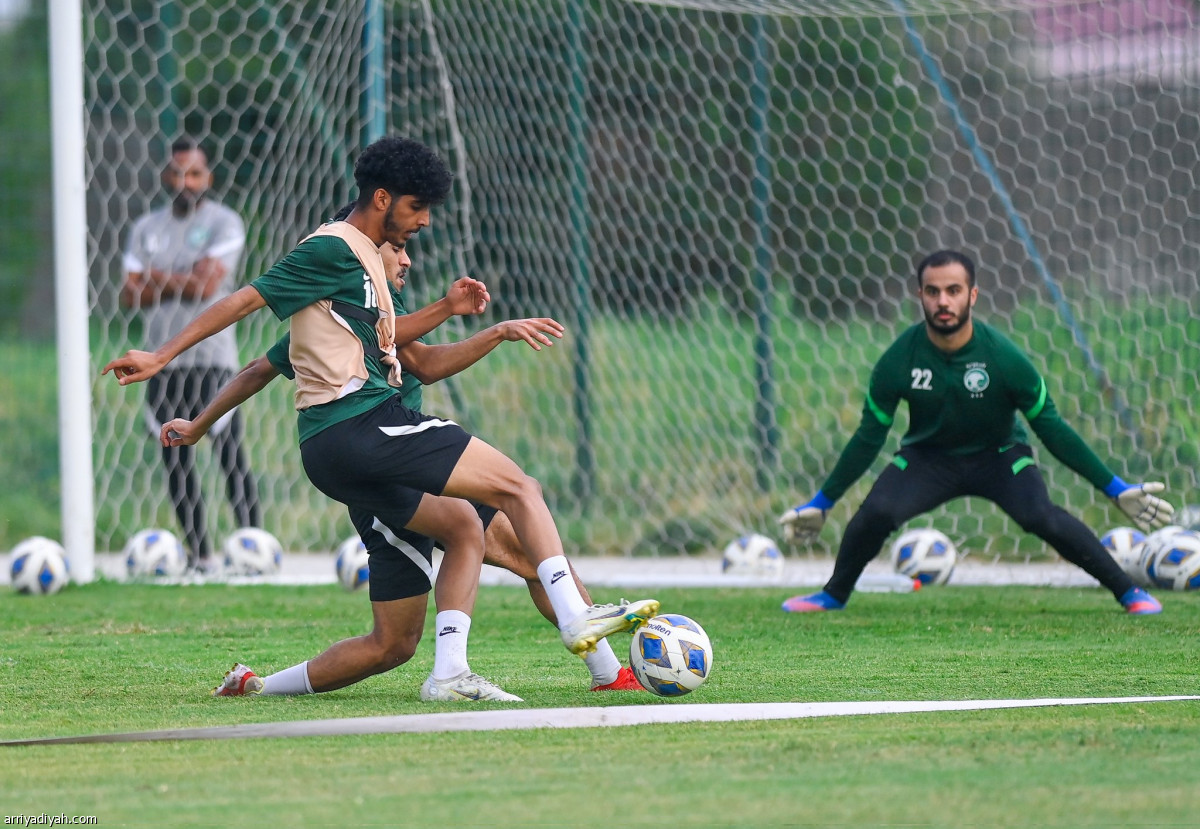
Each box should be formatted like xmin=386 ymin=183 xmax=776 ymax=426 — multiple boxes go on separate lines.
xmin=120 ymin=137 xmax=260 ymax=571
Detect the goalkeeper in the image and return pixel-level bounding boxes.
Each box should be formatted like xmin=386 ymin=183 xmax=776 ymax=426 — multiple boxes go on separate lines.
xmin=779 ymin=249 xmax=1172 ymax=615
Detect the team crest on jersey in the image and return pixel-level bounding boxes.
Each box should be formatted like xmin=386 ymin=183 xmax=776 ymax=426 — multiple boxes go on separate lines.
xmin=963 ymin=365 xmax=989 ymax=396
xmin=187 ymin=227 xmax=211 ymax=248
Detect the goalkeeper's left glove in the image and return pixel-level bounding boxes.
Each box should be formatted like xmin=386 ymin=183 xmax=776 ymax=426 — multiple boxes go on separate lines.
xmin=1104 ymin=477 xmax=1175 ymax=531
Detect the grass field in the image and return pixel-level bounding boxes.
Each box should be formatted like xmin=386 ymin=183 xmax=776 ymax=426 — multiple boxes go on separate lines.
xmin=2 ymin=580 xmax=1198 ymax=826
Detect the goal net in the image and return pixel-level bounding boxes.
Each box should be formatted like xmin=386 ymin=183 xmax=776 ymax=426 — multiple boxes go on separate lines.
xmin=80 ymin=0 xmax=1200 ymax=562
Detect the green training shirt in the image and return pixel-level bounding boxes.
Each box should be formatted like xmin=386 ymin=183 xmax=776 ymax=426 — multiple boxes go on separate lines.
xmin=252 ymin=235 xmax=395 ymax=442
xmin=265 ymin=284 xmax=425 ymax=412
xmin=820 ymin=320 xmax=1115 ymax=502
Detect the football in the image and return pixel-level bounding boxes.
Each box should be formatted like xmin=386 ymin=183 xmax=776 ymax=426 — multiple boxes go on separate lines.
xmin=1137 ymin=525 xmax=1185 ymax=589
xmin=222 ymin=527 xmax=283 ymax=576
xmin=1174 ymin=504 xmax=1200 ymax=532
xmin=1100 ymin=526 xmax=1148 ymax=586
xmin=629 ymin=613 xmax=713 ymax=697
xmin=334 ymin=535 xmax=370 ymax=591
xmin=889 ymin=527 xmax=957 ymax=585
xmin=1144 ymin=528 xmax=1200 ymax=591
xmin=9 ymin=536 xmax=70 ymax=595
xmin=123 ymin=528 xmax=188 ymax=578
xmin=721 ymin=533 xmax=784 ymax=580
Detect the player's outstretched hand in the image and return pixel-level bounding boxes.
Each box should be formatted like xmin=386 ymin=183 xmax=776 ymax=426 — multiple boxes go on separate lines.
xmin=445 ymin=276 xmax=490 ymax=316
xmin=101 ymin=349 xmax=166 ymax=385
xmin=161 ymin=418 xmax=203 ymax=448
xmin=778 ymin=493 xmax=833 ymax=543
xmin=1113 ymin=481 xmax=1175 ymax=531
xmin=494 ymin=318 xmax=565 ymax=351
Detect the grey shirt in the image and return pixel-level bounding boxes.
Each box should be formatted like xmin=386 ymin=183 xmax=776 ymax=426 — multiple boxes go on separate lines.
xmin=122 ymin=199 xmax=245 ymax=370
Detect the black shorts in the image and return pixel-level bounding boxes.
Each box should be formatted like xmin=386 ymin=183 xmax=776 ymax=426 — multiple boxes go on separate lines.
xmin=348 ymin=500 xmax=498 ymax=603
xmin=299 ymin=396 xmax=476 ymax=602
xmin=301 ymin=395 xmax=472 ymax=511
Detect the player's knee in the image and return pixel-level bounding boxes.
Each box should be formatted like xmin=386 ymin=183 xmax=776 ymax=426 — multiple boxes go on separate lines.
xmin=508 ymin=473 xmax=543 ymax=506
xmin=488 ymin=465 xmax=538 ymax=498
xmin=444 ymin=508 xmax=484 ymax=545
xmin=525 ymin=474 xmax=544 ymax=498
xmin=378 ymin=636 xmax=420 ymax=672
xmin=365 ymin=629 xmax=421 ymax=673
xmin=483 ymin=472 xmax=542 ymax=518
xmin=440 ymin=515 xmax=485 ymax=568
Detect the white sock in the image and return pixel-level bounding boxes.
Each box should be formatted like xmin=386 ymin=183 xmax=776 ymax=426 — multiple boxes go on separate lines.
xmin=583 ymin=639 xmax=621 ymax=687
xmin=260 ymin=661 xmax=313 ymax=696
xmin=432 ymin=610 xmax=471 ymax=680
xmin=536 ymin=555 xmax=590 ymax=627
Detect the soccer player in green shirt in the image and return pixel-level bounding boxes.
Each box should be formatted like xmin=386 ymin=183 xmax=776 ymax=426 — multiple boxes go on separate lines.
xmin=160 ymin=219 xmax=643 ymax=696
xmin=779 ymin=250 xmax=1173 ymax=615
xmin=104 ymin=136 xmax=658 ymax=701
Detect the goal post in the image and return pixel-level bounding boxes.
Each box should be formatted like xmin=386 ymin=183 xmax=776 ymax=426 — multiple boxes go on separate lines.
xmin=49 ymin=0 xmax=95 ymax=582
xmin=61 ymin=0 xmax=1200 ymax=567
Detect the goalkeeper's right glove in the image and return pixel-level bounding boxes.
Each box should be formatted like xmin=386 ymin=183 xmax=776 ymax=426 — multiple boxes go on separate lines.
xmin=1104 ymin=477 xmax=1175 ymax=531
xmin=778 ymin=491 xmax=835 ymax=543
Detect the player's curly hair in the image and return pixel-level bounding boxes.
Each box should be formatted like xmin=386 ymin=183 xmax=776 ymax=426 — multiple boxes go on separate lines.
xmin=353 ymin=137 xmax=452 ymax=207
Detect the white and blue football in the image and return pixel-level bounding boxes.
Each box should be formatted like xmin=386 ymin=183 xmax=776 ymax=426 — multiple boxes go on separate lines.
xmin=124 ymin=528 xmax=188 ymax=578
xmin=1145 ymin=529 xmax=1200 ymax=591
xmin=223 ymin=527 xmax=283 ymax=576
xmin=629 ymin=613 xmax=713 ymax=697
xmin=721 ymin=533 xmax=784 ymax=580
xmin=889 ymin=528 xmax=956 ymax=586
xmin=1100 ymin=526 xmax=1147 ymax=586
xmin=9 ymin=536 xmax=70 ymax=595
xmin=334 ymin=535 xmax=370 ymax=591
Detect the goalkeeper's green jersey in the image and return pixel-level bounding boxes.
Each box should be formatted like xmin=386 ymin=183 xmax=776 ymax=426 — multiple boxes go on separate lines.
xmin=820 ymin=320 xmax=1115 ymax=502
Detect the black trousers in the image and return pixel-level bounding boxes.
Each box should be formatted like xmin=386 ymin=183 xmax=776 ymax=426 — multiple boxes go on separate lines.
xmin=146 ymin=368 xmax=260 ymax=563
xmin=824 ymin=444 xmax=1132 ymax=603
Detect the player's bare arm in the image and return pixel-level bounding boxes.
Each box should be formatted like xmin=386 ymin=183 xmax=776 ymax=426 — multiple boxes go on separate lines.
xmin=398 ymin=317 xmax=565 ymax=385
xmin=392 ymin=276 xmax=491 ymax=346
xmin=102 ymin=284 xmax=266 ymax=384
xmin=161 ymin=356 xmax=281 ymax=448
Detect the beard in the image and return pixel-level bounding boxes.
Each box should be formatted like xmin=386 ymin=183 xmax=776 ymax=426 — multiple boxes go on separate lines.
xmin=924 ymin=306 xmax=969 ymax=335
xmin=382 ymin=202 xmax=406 ymax=244
xmin=172 ymin=190 xmax=204 ymax=213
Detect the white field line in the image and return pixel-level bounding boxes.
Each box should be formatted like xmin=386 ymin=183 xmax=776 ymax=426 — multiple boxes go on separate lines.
xmin=3 ymin=695 xmax=1195 ymax=746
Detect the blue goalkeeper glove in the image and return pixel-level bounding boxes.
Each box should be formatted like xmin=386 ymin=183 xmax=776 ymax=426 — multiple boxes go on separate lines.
xmin=1103 ymin=476 xmax=1175 ymax=531
xmin=778 ymin=491 xmax=835 ymax=543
